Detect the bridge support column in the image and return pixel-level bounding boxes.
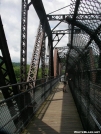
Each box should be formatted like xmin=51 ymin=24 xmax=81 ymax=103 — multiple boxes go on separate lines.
xmin=48 ymin=36 xmax=54 ymax=77
xmin=89 ymin=47 xmax=96 ymax=83
xmin=54 ymin=48 xmax=60 ymax=77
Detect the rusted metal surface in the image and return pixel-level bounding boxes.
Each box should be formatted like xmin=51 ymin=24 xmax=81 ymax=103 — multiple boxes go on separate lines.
xmin=27 ymin=24 xmax=44 ymax=86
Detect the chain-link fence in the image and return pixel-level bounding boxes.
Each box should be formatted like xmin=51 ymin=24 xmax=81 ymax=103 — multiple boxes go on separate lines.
xmin=67 ymin=0 xmax=101 ymax=131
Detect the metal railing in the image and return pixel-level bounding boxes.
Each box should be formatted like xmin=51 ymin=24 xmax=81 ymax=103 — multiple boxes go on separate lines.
xmin=0 ymin=76 xmax=60 ymax=134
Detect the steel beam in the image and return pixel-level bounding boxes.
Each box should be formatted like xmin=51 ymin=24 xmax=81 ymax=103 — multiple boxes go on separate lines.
xmin=66 ymin=17 xmax=101 ymax=50
xmin=20 ymin=0 xmax=28 ymax=82
xmin=0 ymin=16 xmax=18 ymax=94
xmin=71 ymin=0 xmax=81 ymax=47
xmin=47 ymin=14 xmax=101 ymax=21
xmin=52 ymin=28 xmax=84 ymax=34
xmin=0 ymin=16 xmax=20 ymax=127
xmin=48 ymin=36 xmax=54 ymax=77
xmin=67 ymin=23 xmax=101 ymax=70
xmin=31 ymin=0 xmax=54 ymax=77
xmin=54 ymin=49 xmax=58 ymax=77
xmin=41 ymin=33 xmax=45 ymax=78
xmin=31 ymin=0 xmax=51 ymax=39
xmin=27 ymin=24 xmax=44 ymax=86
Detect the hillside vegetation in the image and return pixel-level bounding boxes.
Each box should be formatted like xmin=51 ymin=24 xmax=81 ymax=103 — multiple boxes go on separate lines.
xmin=13 ymin=62 xmax=42 ymax=82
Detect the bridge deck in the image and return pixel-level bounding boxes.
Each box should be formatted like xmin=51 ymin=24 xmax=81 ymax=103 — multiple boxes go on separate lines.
xmin=22 ymin=82 xmax=83 ymax=134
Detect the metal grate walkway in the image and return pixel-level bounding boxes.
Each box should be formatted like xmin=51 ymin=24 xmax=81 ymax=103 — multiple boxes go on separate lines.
xmin=22 ymin=82 xmax=83 ymax=134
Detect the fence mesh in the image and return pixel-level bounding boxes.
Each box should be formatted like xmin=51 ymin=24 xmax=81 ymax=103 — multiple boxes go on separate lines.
xmin=0 ymin=77 xmax=59 ymax=133
xmin=67 ymin=0 xmax=101 ymax=131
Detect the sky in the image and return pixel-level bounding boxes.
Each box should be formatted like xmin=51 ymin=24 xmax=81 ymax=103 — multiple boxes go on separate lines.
xmin=0 ymin=0 xmax=71 ymax=64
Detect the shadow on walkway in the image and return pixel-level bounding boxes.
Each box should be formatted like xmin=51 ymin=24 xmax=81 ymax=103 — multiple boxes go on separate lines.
xmin=22 ymin=82 xmax=83 ymax=134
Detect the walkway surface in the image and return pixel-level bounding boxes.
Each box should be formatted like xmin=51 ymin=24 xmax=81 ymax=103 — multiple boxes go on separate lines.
xmin=22 ymin=82 xmax=83 ymax=134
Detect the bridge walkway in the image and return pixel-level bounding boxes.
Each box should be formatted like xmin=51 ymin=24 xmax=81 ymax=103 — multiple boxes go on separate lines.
xmin=22 ymin=82 xmax=83 ymax=134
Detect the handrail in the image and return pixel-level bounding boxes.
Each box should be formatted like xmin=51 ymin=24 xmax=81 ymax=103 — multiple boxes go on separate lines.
xmin=0 ymin=76 xmax=60 ymax=133
xmin=0 ymin=76 xmax=59 ymax=90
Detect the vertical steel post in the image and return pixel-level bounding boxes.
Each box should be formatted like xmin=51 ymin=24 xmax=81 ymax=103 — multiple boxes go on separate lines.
xmin=20 ymin=0 xmax=28 ymax=82
xmin=54 ymin=48 xmax=58 ymax=77
xmin=89 ymin=47 xmax=96 ymax=83
xmin=48 ymin=35 xmax=54 ymax=78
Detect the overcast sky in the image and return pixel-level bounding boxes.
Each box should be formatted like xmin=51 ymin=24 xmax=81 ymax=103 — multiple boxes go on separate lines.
xmin=0 ymin=0 xmax=71 ymax=64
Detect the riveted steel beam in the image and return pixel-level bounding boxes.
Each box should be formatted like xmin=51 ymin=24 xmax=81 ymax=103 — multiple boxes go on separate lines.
xmin=47 ymin=14 xmax=101 ymax=21
xmin=52 ymin=28 xmax=84 ymax=34
xmin=41 ymin=33 xmax=45 ymax=78
xmin=27 ymin=24 xmax=44 ymax=86
xmin=20 ymin=0 xmax=28 ymax=82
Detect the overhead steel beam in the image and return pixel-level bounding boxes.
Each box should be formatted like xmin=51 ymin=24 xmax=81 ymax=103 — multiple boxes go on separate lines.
xmin=55 ymin=46 xmax=69 ymax=50
xmin=47 ymin=14 xmax=101 ymax=21
xmin=52 ymin=28 xmax=84 ymax=34
xmin=71 ymin=0 xmax=81 ymax=47
xmin=65 ymin=0 xmax=80 ymax=72
xmin=31 ymin=0 xmax=52 ymax=39
xmin=66 ymin=16 xmax=101 ymax=50
xmin=68 ymin=24 xmax=101 ymax=69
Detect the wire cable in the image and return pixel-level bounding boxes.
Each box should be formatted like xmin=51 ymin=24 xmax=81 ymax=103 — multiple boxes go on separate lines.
xmin=48 ymin=4 xmax=73 ymax=15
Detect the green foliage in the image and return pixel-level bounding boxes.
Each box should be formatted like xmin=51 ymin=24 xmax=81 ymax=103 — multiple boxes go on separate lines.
xmin=37 ymin=68 xmax=42 ymax=79
xmin=13 ymin=62 xmax=46 ymax=81
xmin=13 ymin=63 xmax=30 ymax=82
xmin=13 ymin=62 xmax=20 ymax=67
xmin=13 ymin=64 xmax=20 ymax=82
xmin=60 ymin=58 xmax=66 ymax=63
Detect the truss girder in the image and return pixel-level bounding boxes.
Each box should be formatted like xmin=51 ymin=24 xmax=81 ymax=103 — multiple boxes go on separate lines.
xmin=0 ymin=16 xmax=19 ymax=125
xmin=41 ymin=34 xmax=45 ymax=78
xmin=27 ymin=24 xmax=44 ymax=86
xmin=20 ymin=0 xmax=28 ymax=82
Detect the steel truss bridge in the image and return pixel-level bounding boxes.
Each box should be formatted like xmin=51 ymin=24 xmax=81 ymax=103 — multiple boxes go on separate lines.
xmin=0 ymin=0 xmax=101 ymax=133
